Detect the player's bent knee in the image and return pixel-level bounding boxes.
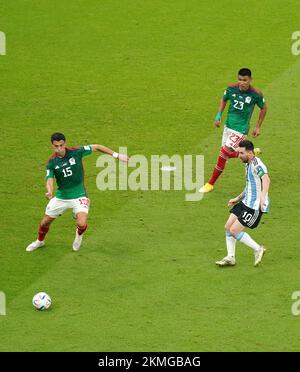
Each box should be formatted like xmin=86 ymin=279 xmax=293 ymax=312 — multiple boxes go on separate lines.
xmin=229 ymin=228 xmax=238 ymax=237
xmin=76 ymin=212 xmax=87 ymax=224
xmin=76 ymin=215 xmax=87 ymax=222
xmin=224 ymin=224 xmax=231 ymax=232
xmin=41 ymin=216 xmax=54 ymax=227
xmin=76 ymin=219 xmax=87 ymax=230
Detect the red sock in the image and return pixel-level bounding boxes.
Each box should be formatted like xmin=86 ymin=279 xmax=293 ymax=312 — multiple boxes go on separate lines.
xmin=77 ymin=224 xmax=87 ymax=236
xmin=38 ymin=224 xmax=49 ymax=241
xmin=208 ymin=146 xmax=232 ymax=185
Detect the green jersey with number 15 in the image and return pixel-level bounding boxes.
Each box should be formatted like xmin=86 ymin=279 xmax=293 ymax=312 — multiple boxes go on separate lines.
xmin=46 ymin=145 xmax=92 ymax=200
xmin=223 ymin=83 xmax=265 ymax=134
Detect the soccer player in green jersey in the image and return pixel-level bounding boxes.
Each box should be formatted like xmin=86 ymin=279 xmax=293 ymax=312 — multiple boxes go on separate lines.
xmin=199 ymin=68 xmax=267 ymax=193
xmin=26 ymin=132 xmax=129 ymax=252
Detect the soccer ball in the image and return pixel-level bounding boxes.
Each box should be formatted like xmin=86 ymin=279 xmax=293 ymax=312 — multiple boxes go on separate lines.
xmin=32 ymin=292 xmax=52 ymax=310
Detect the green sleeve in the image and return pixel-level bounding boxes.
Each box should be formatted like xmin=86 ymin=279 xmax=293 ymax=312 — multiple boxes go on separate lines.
xmin=81 ymin=145 xmax=93 ymax=158
xmin=223 ymin=88 xmax=230 ymax=101
xmin=74 ymin=145 xmax=93 ymax=159
xmin=46 ymin=160 xmax=54 ymax=179
xmin=256 ymin=94 xmax=265 ymax=109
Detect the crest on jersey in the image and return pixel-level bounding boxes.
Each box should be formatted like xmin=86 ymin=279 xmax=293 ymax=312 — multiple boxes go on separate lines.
xmin=245 ymin=96 xmax=251 ymax=103
xmin=69 ymin=157 xmax=76 ymax=165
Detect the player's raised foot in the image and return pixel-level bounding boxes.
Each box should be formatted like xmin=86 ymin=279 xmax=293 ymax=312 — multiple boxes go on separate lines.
xmin=199 ymin=183 xmax=214 ymax=193
xmin=215 ymin=256 xmax=236 ymax=267
xmin=254 ymin=245 xmax=266 ymax=267
xmin=254 ymin=147 xmax=262 ymax=156
xmin=72 ymin=230 xmax=83 ymax=251
xmin=26 ymin=240 xmax=45 ymax=252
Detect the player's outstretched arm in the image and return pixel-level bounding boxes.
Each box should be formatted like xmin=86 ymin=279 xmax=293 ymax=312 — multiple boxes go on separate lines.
xmin=252 ymin=103 xmax=267 ymax=137
xmin=90 ymin=144 xmax=129 ymax=162
xmin=45 ymin=178 xmax=53 ymax=200
xmin=214 ymin=99 xmax=227 ymax=127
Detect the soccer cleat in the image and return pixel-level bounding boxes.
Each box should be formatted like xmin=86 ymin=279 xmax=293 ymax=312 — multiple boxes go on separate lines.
xmin=199 ymin=183 xmax=214 ymax=193
xmin=254 ymin=147 xmax=262 ymax=156
xmin=72 ymin=229 xmax=83 ymax=251
xmin=254 ymin=245 xmax=266 ymax=267
xmin=215 ymin=256 xmax=236 ymax=267
xmin=26 ymin=240 xmax=45 ymax=252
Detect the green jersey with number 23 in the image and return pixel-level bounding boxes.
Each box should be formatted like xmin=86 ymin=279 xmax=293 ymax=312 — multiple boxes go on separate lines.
xmin=223 ymin=83 xmax=265 ymax=135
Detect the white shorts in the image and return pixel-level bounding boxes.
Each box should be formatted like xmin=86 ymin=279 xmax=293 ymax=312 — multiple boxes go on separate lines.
xmin=221 ymin=127 xmax=246 ymax=150
xmin=45 ymin=197 xmax=90 ymax=218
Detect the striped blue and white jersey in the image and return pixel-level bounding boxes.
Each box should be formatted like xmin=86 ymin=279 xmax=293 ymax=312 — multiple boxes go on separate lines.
xmin=242 ymin=157 xmax=270 ymax=212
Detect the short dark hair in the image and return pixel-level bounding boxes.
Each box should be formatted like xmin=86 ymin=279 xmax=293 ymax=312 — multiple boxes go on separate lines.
xmin=239 ymin=140 xmax=254 ymax=151
xmin=51 ymin=132 xmax=66 ymax=143
xmin=238 ymin=68 xmax=252 ymax=77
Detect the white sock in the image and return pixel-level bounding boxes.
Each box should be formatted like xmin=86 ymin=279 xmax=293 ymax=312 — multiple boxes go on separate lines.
xmin=226 ymin=232 xmax=236 ymax=257
xmin=238 ymin=232 xmax=260 ymax=252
